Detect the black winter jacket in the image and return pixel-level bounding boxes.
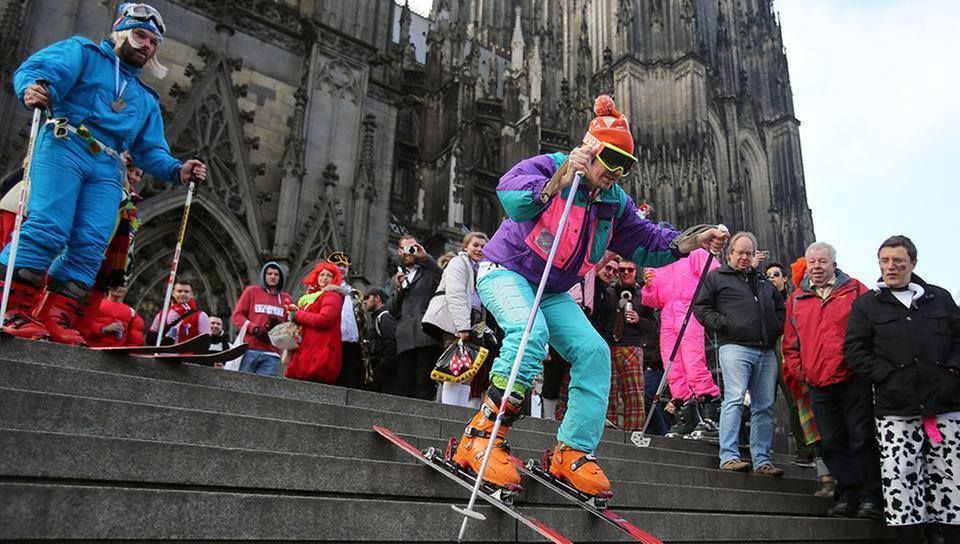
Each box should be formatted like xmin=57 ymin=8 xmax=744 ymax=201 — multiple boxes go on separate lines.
xmin=367 ymin=308 xmax=398 ymax=375
xmin=693 ymin=263 xmax=785 ymax=348
xmin=844 ymin=275 xmax=960 ymax=417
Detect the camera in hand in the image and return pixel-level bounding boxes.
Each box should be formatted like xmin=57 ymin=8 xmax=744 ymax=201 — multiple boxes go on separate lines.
xmin=404 ymin=245 xmax=418 ymax=255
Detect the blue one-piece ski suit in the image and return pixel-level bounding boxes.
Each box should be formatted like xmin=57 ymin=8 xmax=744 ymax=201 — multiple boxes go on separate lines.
xmin=3 ymin=37 xmax=181 ymax=287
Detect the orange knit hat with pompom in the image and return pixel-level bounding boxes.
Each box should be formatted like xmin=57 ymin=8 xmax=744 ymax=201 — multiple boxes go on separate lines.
xmin=583 ymin=95 xmax=634 ymax=155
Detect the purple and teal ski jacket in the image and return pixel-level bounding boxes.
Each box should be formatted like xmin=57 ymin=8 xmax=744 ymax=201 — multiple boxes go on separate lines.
xmin=483 ymin=152 xmax=683 ymax=293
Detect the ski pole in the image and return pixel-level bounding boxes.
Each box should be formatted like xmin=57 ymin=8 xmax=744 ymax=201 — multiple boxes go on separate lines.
xmin=453 ymin=171 xmax=584 ymax=542
xmin=631 ymin=224 xmax=728 ymax=448
xmin=0 ymin=106 xmax=44 ymax=336
xmin=154 ymin=177 xmax=196 ymax=346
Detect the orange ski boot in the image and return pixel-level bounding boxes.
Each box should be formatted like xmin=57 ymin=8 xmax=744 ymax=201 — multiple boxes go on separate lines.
xmin=548 ymin=442 xmax=614 ymax=499
xmin=34 ymin=280 xmax=88 ymax=346
xmin=452 ymin=386 xmax=524 ymax=490
xmin=0 ymin=268 xmax=49 ymax=340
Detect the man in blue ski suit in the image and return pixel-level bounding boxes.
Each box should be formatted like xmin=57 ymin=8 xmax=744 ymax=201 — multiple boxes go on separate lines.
xmin=1 ymin=3 xmax=207 ymax=345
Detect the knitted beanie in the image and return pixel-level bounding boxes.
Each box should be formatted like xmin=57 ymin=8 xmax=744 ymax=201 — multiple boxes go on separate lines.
xmin=583 ymin=95 xmax=634 ymax=154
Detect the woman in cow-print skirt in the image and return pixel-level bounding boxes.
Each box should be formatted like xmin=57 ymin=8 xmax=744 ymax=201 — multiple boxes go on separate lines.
xmin=845 ymin=236 xmax=960 ymax=543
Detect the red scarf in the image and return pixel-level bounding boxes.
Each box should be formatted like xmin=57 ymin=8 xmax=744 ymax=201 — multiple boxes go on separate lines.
xmin=168 ymin=299 xmax=201 ymax=341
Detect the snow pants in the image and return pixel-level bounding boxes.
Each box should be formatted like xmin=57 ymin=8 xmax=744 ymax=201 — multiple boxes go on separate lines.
xmin=661 ymin=301 xmax=720 ymax=401
xmin=477 ymin=267 xmax=610 ymax=453
xmin=0 ymin=126 xmax=123 ymax=287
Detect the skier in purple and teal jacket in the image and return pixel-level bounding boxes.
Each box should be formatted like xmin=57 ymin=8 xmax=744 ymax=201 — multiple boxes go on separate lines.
xmin=452 ymin=95 xmax=728 ymax=498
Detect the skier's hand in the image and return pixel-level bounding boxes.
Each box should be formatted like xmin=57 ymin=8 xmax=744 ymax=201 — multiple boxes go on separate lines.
xmin=694 ymin=227 xmax=728 ymax=255
xmin=562 ymin=144 xmax=594 ymax=188
xmin=23 ymin=83 xmax=50 ymax=109
xmin=179 ymin=159 xmax=207 ymax=185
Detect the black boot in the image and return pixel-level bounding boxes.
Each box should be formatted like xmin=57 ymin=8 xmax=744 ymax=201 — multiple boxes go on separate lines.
xmin=688 ymin=395 xmax=721 ymax=440
xmin=665 ymin=398 xmax=699 ymax=438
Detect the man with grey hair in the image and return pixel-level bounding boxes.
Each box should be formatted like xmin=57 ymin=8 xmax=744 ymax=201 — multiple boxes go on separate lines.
xmin=693 ymin=231 xmax=785 ymax=476
xmin=782 ymin=242 xmax=878 ymax=518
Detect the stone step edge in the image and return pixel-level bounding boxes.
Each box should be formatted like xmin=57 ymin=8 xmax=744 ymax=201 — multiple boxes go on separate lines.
xmin=0 ymin=358 xmax=725 ymax=456
xmin=0 ymin=346 xmax=792 ymax=461
xmin=0 ymin=427 xmax=823 ymax=494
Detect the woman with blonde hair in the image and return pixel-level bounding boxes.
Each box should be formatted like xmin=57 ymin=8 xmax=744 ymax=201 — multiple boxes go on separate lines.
xmin=422 ymin=231 xmax=489 ymax=406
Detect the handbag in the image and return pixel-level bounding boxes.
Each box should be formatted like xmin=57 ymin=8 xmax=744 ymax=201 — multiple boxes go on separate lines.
xmin=269 ymin=321 xmax=302 ymax=351
xmin=430 ymin=339 xmax=489 ymax=384
xmin=223 ymin=321 xmax=249 ymax=371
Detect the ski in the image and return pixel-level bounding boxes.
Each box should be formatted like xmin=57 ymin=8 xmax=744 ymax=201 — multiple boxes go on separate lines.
xmin=131 ymin=342 xmax=247 ymax=364
xmin=94 ymin=333 xmax=211 ymax=355
xmin=512 ymin=455 xmax=663 ymax=544
xmin=373 ymin=426 xmax=572 ymax=544
xmin=684 ymin=431 xmax=719 ymax=444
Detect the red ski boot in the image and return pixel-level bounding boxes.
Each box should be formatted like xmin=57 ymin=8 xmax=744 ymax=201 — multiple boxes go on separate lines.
xmin=452 ymin=386 xmax=524 ymax=490
xmin=0 ymin=268 xmax=49 ymax=340
xmin=34 ymin=281 xmax=88 ymax=346
xmin=548 ymin=442 xmax=613 ymax=499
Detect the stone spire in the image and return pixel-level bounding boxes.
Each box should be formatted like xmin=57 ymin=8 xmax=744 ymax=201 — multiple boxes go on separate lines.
xmin=510 ymin=7 xmax=525 ymax=72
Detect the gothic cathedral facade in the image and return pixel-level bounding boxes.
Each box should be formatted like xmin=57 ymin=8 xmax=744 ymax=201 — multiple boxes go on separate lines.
xmin=0 ymin=0 xmax=814 ymax=319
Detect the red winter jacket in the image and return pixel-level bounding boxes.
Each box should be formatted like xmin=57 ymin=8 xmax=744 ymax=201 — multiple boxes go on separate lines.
xmin=87 ymin=298 xmax=145 ymax=348
xmin=782 ymin=269 xmax=868 ymax=392
xmin=285 ymin=290 xmax=344 ymax=384
xmin=231 ymin=261 xmax=293 ymax=352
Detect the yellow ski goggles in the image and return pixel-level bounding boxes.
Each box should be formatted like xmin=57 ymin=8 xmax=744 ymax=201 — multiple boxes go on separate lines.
xmin=594 ymin=142 xmax=638 ymax=176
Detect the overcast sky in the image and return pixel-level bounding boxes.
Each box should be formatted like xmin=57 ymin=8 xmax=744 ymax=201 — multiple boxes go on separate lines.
xmin=404 ymin=0 xmax=958 ymax=297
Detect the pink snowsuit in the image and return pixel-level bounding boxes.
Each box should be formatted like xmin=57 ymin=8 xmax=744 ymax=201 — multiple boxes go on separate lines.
xmin=641 ymin=248 xmax=720 ymax=401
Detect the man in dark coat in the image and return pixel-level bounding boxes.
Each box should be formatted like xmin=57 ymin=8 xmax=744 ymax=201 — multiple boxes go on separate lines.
xmin=364 ymin=288 xmax=398 ymax=394
xmin=693 ymin=231 xmax=785 ymax=476
xmin=390 ymin=235 xmax=442 ymax=399
xmin=845 ymin=235 xmax=960 ymax=542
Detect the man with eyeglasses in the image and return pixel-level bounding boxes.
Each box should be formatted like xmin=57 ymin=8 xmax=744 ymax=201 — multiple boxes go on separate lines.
xmin=1 ymin=3 xmax=207 ymax=344
xmin=844 ymin=236 xmax=960 ymax=539
xmin=781 ymin=242 xmax=878 ymax=518
xmin=694 ymin=231 xmax=786 ymax=476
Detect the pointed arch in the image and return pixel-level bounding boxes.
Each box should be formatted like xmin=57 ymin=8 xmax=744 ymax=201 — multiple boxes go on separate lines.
xmin=160 ymin=57 xmax=266 ymax=252
xmin=737 ymin=130 xmax=770 ymax=232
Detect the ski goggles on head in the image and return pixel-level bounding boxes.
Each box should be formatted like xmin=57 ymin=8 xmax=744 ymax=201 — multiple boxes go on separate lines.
xmin=118 ymin=3 xmax=166 ymax=35
xmin=594 ymin=142 xmax=637 ymax=176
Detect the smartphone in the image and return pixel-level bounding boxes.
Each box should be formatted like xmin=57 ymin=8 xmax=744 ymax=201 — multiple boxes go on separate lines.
xmin=758 ymin=250 xmax=770 ymax=258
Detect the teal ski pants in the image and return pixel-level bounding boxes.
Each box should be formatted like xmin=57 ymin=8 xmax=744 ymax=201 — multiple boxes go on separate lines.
xmin=477 ymin=267 xmax=610 ymax=453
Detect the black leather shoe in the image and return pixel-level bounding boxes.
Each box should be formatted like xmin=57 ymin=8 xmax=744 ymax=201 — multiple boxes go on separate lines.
xmin=826 ymin=501 xmax=857 ymax=517
xmin=856 ymin=501 xmax=882 ymax=520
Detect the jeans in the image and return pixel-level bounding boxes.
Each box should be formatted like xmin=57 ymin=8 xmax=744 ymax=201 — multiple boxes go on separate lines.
xmin=238 ymin=349 xmax=281 ymax=376
xmin=644 ymin=368 xmax=669 ymax=435
xmin=809 ymin=377 xmax=881 ymax=505
xmin=478 ymin=268 xmax=610 ymax=453
xmin=718 ymin=344 xmax=778 ymax=467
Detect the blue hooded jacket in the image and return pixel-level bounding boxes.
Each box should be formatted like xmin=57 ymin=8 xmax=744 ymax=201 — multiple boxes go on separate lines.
xmin=13 ymin=37 xmax=181 ymax=182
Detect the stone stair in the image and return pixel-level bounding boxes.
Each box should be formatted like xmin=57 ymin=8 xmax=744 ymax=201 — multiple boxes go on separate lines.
xmin=0 ymin=338 xmax=894 ymax=542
